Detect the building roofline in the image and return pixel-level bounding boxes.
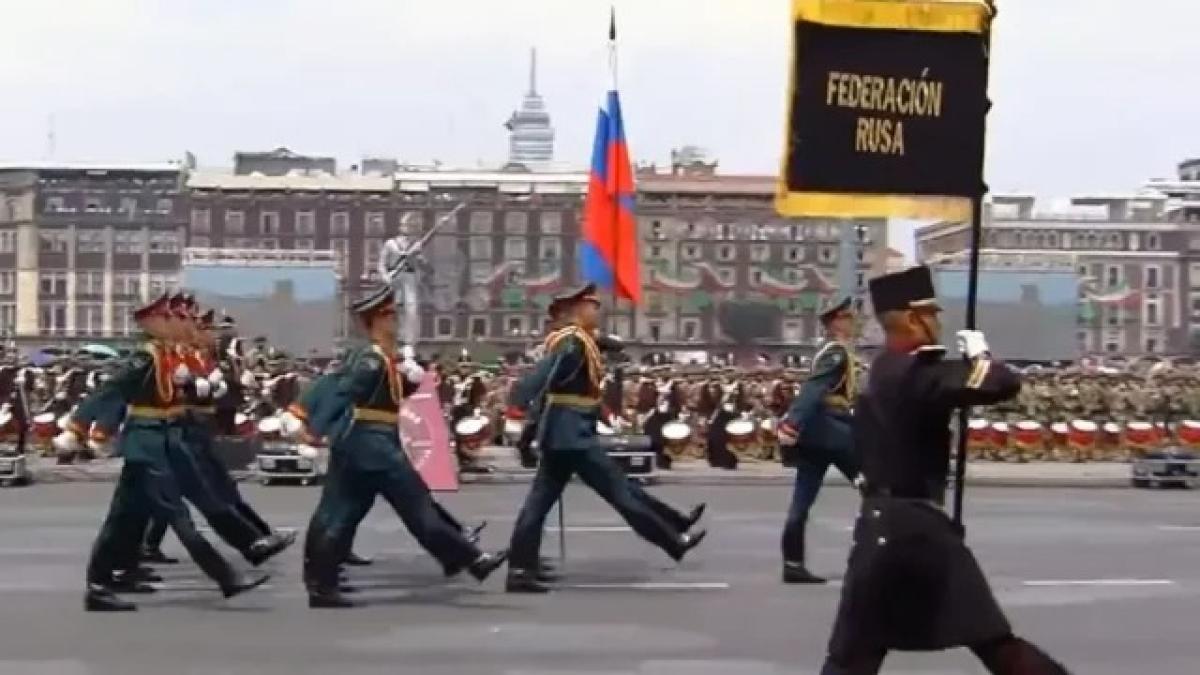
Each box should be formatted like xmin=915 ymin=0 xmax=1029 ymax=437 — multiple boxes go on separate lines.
xmin=0 ymin=161 xmax=182 ymax=173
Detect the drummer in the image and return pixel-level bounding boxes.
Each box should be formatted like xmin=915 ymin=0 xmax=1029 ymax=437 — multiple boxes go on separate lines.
xmin=776 ymin=296 xmax=862 ymax=585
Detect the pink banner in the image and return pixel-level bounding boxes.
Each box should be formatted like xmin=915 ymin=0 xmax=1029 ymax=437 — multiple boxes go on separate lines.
xmin=398 ymin=373 xmax=459 ymax=492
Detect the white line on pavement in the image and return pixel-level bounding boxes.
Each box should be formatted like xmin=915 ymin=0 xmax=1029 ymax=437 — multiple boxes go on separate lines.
xmin=546 ymin=526 xmax=632 ymax=533
xmin=564 ymin=582 xmax=730 ymax=590
xmin=1157 ymin=525 xmax=1200 ymax=532
xmin=1022 ymin=579 xmax=1176 ymax=587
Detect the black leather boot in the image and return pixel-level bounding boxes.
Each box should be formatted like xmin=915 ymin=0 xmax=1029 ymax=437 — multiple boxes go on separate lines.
xmin=84 ymin=584 xmax=136 ymax=612
xmin=505 ymin=568 xmax=550 ymax=594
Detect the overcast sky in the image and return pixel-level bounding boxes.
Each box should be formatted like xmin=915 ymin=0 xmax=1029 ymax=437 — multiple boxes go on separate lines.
xmin=1 ymin=0 xmax=1195 ymax=255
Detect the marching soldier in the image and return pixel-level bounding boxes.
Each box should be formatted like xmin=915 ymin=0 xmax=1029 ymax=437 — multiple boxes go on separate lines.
xmin=301 ymin=284 xmax=506 ymax=608
xmin=776 ymin=296 xmax=861 ymax=584
xmin=505 ymin=284 xmax=706 ymax=593
xmin=818 ymin=266 xmax=1068 ymax=674
xmin=80 ymin=293 xmax=269 ymax=612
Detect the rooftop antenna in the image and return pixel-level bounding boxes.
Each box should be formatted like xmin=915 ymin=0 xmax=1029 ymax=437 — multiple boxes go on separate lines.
xmin=529 ymin=47 xmax=538 ymax=95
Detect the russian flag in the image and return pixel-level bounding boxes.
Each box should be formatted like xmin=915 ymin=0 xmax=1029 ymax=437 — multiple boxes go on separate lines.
xmin=580 ymin=12 xmax=641 ymax=305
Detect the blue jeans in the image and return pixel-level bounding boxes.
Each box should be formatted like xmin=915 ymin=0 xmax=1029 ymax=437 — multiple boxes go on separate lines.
xmin=781 ymin=415 xmax=859 ymax=564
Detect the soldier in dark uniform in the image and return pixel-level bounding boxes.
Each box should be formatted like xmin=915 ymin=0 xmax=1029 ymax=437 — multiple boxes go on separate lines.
xmin=819 ymin=266 xmax=1069 ymax=674
xmin=514 ymin=298 xmax=571 ymax=468
xmin=505 ymin=284 xmax=706 ymax=593
xmin=301 ymin=284 xmax=506 ymax=608
xmin=80 ymin=294 xmax=270 ymax=612
xmin=776 ymin=296 xmax=861 ymax=584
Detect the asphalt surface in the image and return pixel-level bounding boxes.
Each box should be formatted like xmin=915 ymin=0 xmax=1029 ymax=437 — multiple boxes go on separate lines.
xmin=0 ymin=483 xmax=1198 ymax=674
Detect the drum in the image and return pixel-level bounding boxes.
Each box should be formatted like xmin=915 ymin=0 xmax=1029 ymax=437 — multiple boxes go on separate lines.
xmin=32 ymin=412 xmax=57 ymax=440
xmin=725 ymin=417 xmax=756 ymax=452
xmin=1125 ymin=421 xmax=1158 ymax=458
xmin=1068 ymin=419 xmax=1098 ymax=462
xmin=454 ymin=415 xmax=490 ymax=453
xmin=989 ymin=421 xmax=1010 ymax=460
xmin=966 ymin=418 xmax=990 ymax=460
xmin=0 ymin=405 xmax=13 ymax=439
xmin=1051 ymin=421 xmax=1070 ymax=458
xmin=759 ymin=417 xmax=777 ymax=443
xmin=258 ymin=416 xmax=282 ymax=441
xmin=1178 ymin=419 xmax=1200 ymax=447
xmin=1012 ymin=420 xmax=1043 ymax=462
xmin=661 ymin=420 xmax=692 ymax=456
xmin=503 ymin=417 xmax=524 ymax=442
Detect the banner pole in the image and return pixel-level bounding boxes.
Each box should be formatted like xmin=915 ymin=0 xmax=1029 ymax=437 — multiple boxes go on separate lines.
xmin=953 ymin=1 xmax=997 ymax=530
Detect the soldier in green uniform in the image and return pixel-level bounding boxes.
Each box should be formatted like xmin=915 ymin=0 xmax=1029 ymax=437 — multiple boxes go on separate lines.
xmin=505 ymin=284 xmax=706 ymax=593
xmin=82 ymin=295 xmax=269 ymax=612
xmin=302 ymin=284 xmax=506 ymax=609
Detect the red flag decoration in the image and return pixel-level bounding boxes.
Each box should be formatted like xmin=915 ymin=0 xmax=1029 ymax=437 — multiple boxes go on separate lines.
xmin=580 ymin=11 xmax=641 ymax=304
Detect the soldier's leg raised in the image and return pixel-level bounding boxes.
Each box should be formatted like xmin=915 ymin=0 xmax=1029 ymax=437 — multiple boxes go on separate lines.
xmin=574 ymin=447 xmax=701 ymax=562
xmin=969 ymin=634 xmax=1071 ymax=674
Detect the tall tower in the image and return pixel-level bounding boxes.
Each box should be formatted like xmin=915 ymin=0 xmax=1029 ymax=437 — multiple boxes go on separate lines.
xmin=505 ymin=48 xmax=555 ymax=167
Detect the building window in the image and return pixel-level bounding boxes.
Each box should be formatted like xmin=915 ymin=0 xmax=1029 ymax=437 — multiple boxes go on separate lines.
xmin=77 ymin=304 xmax=102 ymax=336
xmin=149 ymin=232 xmax=180 ymax=254
xmin=681 ymin=319 xmax=701 ymax=341
xmin=365 ymin=212 xmax=386 ymax=237
xmin=331 ymin=238 xmax=349 ymax=260
xmin=190 ymin=236 xmax=210 ymax=248
xmin=39 ymin=271 xmax=67 ymax=295
xmin=118 ymin=197 xmax=138 ymax=215
xmin=648 ymin=322 xmax=662 ymax=341
xmin=112 ymin=303 xmax=134 ymax=336
xmin=39 ymin=231 xmax=68 ymax=253
xmin=44 ymin=196 xmax=65 ymax=213
xmin=469 ymin=236 xmax=492 ymax=260
xmin=539 ymin=211 xmax=562 ymax=235
xmin=1104 ymin=340 xmax=1119 ymax=353
xmin=786 ymin=246 xmax=804 ymax=263
xmin=260 ymin=211 xmax=281 ymax=235
xmin=469 ymin=211 xmax=494 ymax=234
xmin=1105 ymin=265 xmax=1121 ymax=288
xmin=1145 ymin=265 xmax=1160 ymax=289
xmin=1146 ymin=337 xmax=1159 ymax=354
xmin=295 ymin=211 xmax=316 ymax=235
xmin=505 ymin=211 xmax=529 ymax=234
xmin=399 ymin=211 xmax=421 ymax=234
xmin=225 ymin=210 xmax=245 ymax=235
xmin=364 ymin=239 xmax=383 ymax=270
xmin=1146 ymin=298 xmax=1161 ymax=326
xmin=260 ymin=238 xmax=278 ymax=249
xmin=539 ymin=238 xmax=561 ymax=260
xmin=1147 ymin=233 xmax=1161 ymax=251
xmin=783 ymin=320 xmax=804 ymax=342
xmin=717 ymin=267 xmax=735 ymax=285
xmin=331 ymin=212 xmax=350 ymax=236
xmin=0 ymin=303 xmax=15 ymax=335
xmin=436 ymin=317 xmax=455 ymax=338
xmin=505 ymin=315 xmax=525 ymax=336
xmin=682 ymin=244 xmax=702 ymax=261
xmin=717 ymin=244 xmax=736 ymax=262
xmin=76 ymin=230 xmax=106 ymax=254
xmin=0 ymin=230 xmax=14 ymax=253
xmin=294 ymin=238 xmax=315 ymax=250
xmin=76 ymin=270 xmax=103 ymax=295
xmin=818 ymin=246 xmax=838 ymax=264
xmin=650 ymin=221 xmax=664 ymax=240
xmin=649 ymin=245 xmax=664 ymax=259
xmin=39 ymin=303 xmax=67 ymax=335
xmin=750 ymin=244 xmax=770 ymax=262
xmin=504 ymin=237 xmax=528 ymax=259
xmin=750 ymin=268 xmax=763 ymax=285
xmin=191 ymin=209 xmax=211 ymax=233
xmin=1106 ymin=307 xmax=1121 ymax=327
xmin=155 ymin=198 xmax=173 ymax=214
xmin=470 ymin=316 xmax=489 ymax=338
xmin=84 ymin=198 xmax=105 ymax=213
xmin=113 ymin=273 xmax=140 ymax=297
xmin=0 ymin=272 xmax=13 ymax=295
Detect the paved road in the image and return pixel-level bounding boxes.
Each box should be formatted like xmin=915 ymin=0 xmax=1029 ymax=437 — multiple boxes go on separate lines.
xmin=0 ymin=483 xmax=1197 ymax=674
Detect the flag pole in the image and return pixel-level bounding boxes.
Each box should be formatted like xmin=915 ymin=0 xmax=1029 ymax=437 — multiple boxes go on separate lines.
xmin=952 ymin=0 xmax=997 ymax=531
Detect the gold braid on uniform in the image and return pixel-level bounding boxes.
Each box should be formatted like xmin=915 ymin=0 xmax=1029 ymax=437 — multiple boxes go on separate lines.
xmin=544 ymin=325 xmax=605 ymax=393
xmin=144 ymin=341 xmax=174 ymax=404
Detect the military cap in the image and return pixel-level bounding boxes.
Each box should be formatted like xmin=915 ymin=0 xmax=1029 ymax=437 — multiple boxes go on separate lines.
xmin=133 ymin=292 xmax=172 ymax=321
xmin=168 ymin=293 xmax=192 ymax=318
xmin=198 ymin=309 xmax=216 ymax=329
xmin=819 ymin=296 xmax=854 ymax=325
xmin=552 ymin=282 xmax=601 ymax=309
xmin=350 ymin=284 xmax=395 ymax=317
xmin=868 ymin=265 xmax=940 ymax=314
xmin=218 ymin=313 xmax=236 ymax=330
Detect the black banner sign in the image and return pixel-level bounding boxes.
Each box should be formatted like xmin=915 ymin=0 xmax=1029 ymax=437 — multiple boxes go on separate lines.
xmin=778 ymin=10 xmax=991 ymax=218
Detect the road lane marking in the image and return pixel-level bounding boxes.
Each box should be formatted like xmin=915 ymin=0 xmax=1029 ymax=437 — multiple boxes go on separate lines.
xmin=564 ymin=582 xmax=730 ymax=590
xmin=1157 ymin=525 xmax=1200 ymax=532
xmin=1022 ymin=579 xmax=1176 ymax=587
xmin=546 ymin=526 xmax=632 ymax=533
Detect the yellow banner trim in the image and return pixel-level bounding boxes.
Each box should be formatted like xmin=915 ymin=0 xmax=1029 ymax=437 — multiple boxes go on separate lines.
xmin=793 ymin=0 xmax=991 ymax=34
xmin=775 ymin=191 xmax=972 ymax=221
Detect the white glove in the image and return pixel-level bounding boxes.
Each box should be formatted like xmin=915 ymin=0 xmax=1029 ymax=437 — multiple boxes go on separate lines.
xmin=52 ymin=430 xmax=81 ymax=454
xmin=212 ymin=380 xmax=229 ymax=399
xmin=399 ymin=359 xmax=424 ymax=385
xmin=240 ymin=371 xmax=257 ymax=388
xmin=193 ymin=378 xmax=211 ymax=399
xmin=956 ymin=329 xmax=990 ymax=360
xmin=400 ymin=344 xmax=416 ymax=361
xmin=172 ymin=363 xmax=192 ymax=385
xmin=279 ymin=411 xmax=305 ymax=439
xmin=206 ymin=369 xmax=224 ymax=385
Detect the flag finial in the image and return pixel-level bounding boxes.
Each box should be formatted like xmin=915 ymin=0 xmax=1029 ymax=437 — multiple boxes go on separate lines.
xmin=609 ymin=6 xmax=617 ymax=41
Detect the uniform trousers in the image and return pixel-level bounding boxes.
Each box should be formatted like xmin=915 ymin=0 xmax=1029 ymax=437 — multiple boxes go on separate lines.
xmin=304 ymin=424 xmax=480 ymax=592
xmin=781 ymin=413 xmax=858 ymax=564
xmin=86 ymin=424 xmax=238 ymax=589
xmin=509 ymin=446 xmax=684 ymax=570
